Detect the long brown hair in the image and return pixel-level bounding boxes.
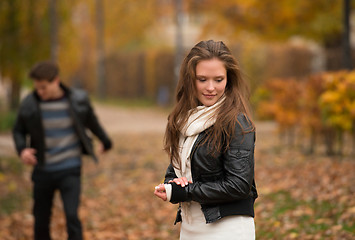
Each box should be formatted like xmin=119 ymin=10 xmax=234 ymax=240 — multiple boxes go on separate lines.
xmin=164 ymin=40 xmax=254 ymax=169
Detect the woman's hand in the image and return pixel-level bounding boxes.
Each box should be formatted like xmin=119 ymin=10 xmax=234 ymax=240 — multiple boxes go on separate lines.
xmin=169 ymin=177 xmax=192 ymax=187
xmin=154 ymin=178 xmax=192 ymax=202
xmin=154 ymin=184 xmax=167 ymax=201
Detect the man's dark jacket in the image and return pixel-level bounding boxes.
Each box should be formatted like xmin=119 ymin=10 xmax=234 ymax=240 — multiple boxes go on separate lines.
xmin=164 ymin=114 xmax=258 ymax=224
xmin=12 ymin=83 xmax=112 ymax=168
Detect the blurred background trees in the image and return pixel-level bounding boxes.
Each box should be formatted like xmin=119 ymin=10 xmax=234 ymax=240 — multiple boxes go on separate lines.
xmin=1 ymin=2 xmax=355 ymax=239
xmin=0 ymin=0 xmax=354 ymax=154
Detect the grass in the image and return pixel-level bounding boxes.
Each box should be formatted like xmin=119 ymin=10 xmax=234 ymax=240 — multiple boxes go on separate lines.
xmin=0 ymin=191 xmax=28 ymax=215
xmin=0 ymin=156 xmax=24 ymax=174
xmin=0 ymin=110 xmax=16 ymax=132
xmin=256 ymin=190 xmax=355 ymax=239
xmin=0 ymin=157 xmax=29 ymax=216
xmin=344 ymin=222 xmax=355 ymax=233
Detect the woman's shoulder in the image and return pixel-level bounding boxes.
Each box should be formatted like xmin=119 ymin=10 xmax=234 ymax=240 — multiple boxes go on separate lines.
xmin=236 ymin=113 xmax=254 ymax=132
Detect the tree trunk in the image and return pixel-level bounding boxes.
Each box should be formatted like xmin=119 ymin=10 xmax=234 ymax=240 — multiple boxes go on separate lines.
xmin=307 ymin=127 xmax=316 ymax=154
xmin=96 ymin=0 xmax=106 ymax=99
xmin=9 ymin=80 xmax=21 ymax=111
xmin=336 ymin=130 xmax=344 ymax=156
xmin=49 ymin=0 xmax=58 ymax=62
xmin=174 ymin=0 xmax=184 ymax=85
xmin=342 ymin=0 xmax=352 ymax=70
xmin=6 ymin=0 xmax=22 ymax=110
xmin=323 ymin=127 xmax=336 ymax=156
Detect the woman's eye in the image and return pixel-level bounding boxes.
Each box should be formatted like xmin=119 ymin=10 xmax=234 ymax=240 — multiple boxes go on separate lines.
xmin=216 ymin=79 xmax=224 ymax=82
xmin=198 ymin=78 xmax=206 ymax=82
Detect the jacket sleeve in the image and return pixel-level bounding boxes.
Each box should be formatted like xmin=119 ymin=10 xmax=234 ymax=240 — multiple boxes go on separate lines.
xmin=164 ymin=164 xmax=178 ymax=184
xmin=12 ymin=105 xmax=28 ymax=156
xmin=170 ymin=114 xmax=256 ymax=204
xmin=82 ymin=94 xmax=112 ymax=151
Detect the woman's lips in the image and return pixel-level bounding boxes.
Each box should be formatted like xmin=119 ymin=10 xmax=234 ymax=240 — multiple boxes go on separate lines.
xmin=203 ymin=94 xmax=216 ymax=99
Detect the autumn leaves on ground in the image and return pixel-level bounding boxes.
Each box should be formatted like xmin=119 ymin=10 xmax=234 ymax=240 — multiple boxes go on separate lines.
xmin=0 ymin=104 xmax=354 ymax=240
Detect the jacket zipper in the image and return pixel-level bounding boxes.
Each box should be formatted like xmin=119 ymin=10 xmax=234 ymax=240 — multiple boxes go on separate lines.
xmin=35 ymin=96 xmax=46 ymax=168
xmin=189 ymin=134 xmax=205 ymax=160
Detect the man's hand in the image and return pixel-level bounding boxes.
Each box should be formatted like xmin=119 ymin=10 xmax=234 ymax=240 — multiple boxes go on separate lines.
xmin=98 ymin=143 xmax=111 ymax=154
xmin=20 ymin=148 xmax=37 ymax=165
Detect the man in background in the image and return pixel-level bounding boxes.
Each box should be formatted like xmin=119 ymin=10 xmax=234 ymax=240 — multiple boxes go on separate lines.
xmin=13 ymin=61 xmax=112 ymax=240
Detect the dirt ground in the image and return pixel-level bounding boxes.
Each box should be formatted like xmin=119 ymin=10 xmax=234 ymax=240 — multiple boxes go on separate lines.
xmin=1 ymin=104 xmax=354 ymax=240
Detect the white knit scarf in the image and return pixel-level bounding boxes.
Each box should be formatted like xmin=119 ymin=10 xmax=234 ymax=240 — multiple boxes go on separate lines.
xmin=172 ymin=96 xmax=225 ymax=223
xmin=173 ymin=96 xmax=226 ymax=181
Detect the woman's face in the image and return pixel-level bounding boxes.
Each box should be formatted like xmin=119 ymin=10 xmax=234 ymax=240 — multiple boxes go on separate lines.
xmin=195 ymin=58 xmax=227 ymax=107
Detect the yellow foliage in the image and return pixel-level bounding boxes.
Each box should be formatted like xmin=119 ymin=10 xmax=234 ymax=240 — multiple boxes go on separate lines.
xmin=349 ymin=102 xmax=355 ymax=117
xmin=329 ymin=115 xmax=352 ymax=131
xmin=256 ymin=70 xmax=355 ymax=132
xmin=319 ymin=91 xmax=340 ymax=105
xmin=0 ymin=172 xmax=5 ymax=182
xmin=8 ymin=181 xmax=17 ymax=192
xmin=317 ymin=71 xmax=355 ymax=130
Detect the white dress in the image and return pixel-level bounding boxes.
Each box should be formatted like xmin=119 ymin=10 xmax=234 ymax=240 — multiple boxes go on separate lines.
xmin=179 ymin=201 xmax=255 ymax=240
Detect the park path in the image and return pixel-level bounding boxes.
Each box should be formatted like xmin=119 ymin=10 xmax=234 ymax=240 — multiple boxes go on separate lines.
xmin=0 ymin=103 xmax=276 ymax=158
xmin=0 ymin=103 xmax=168 ymax=158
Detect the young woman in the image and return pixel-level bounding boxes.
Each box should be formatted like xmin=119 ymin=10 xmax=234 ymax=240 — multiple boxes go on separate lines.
xmin=154 ymin=40 xmax=258 ymax=239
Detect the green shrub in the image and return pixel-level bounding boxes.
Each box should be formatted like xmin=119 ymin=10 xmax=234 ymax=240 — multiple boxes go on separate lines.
xmin=0 ymin=110 xmax=16 ymax=131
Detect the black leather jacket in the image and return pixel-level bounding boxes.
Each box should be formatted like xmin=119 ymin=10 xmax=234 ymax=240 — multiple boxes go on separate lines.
xmin=164 ymin=114 xmax=258 ymax=224
xmin=12 ymin=83 xmax=112 ymax=168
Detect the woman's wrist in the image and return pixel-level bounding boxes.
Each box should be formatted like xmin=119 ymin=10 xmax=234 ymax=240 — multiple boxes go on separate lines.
xmin=170 ymin=182 xmax=189 ymax=203
xmin=164 ymin=184 xmax=172 ymax=202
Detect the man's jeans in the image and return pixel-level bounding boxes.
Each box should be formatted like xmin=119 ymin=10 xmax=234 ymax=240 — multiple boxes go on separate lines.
xmin=32 ymin=167 xmax=82 ymax=240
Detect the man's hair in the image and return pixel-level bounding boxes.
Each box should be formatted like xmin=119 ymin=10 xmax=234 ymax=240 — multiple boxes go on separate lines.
xmin=29 ymin=61 xmax=59 ymax=82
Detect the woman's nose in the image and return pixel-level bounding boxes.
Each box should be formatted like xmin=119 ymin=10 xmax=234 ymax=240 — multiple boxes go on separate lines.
xmin=206 ymin=81 xmax=215 ymax=91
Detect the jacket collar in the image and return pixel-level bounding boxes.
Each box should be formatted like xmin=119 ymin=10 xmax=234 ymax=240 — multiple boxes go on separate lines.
xmin=32 ymin=82 xmax=71 ymax=101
